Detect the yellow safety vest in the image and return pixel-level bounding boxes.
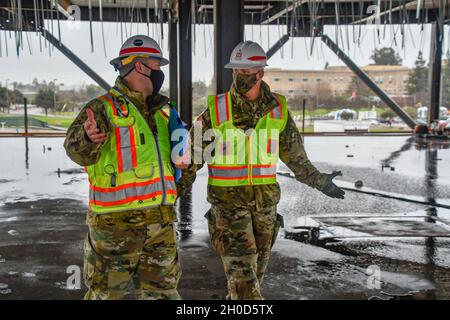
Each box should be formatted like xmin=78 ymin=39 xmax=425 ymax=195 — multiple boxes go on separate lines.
xmin=207 ymin=91 xmax=288 ymax=187
xmin=86 ymin=88 xmax=177 ymax=213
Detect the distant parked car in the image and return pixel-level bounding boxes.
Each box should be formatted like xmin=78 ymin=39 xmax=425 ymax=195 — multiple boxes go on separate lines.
xmin=377 ymin=118 xmax=390 ymax=124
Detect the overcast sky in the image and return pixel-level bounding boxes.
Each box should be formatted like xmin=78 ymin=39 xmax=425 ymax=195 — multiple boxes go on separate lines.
xmin=0 ymin=20 xmax=448 ymax=90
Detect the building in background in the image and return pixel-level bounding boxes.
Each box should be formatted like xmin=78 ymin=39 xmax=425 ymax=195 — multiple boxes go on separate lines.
xmin=265 ymin=65 xmax=410 ymax=99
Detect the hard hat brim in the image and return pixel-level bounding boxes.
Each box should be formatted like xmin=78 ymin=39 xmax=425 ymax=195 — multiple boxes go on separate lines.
xmin=109 ymin=55 xmax=169 ymax=68
xmin=159 ymin=57 xmax=170 ymax=66
xmin=224 ymin=61 xmax=268 ymax=69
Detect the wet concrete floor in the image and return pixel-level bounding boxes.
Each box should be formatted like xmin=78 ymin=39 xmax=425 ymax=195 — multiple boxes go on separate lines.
xmin=1 ymin=136 xmax=450 ymax=299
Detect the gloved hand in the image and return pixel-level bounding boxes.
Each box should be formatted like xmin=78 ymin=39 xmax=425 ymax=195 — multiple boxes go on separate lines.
xmin=321 ymin=171 xmax=345 ymax=199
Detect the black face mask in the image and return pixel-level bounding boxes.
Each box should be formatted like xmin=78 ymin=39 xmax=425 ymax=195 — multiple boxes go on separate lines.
xmin=137 ymin=63 xmax=165 ymax=97
xmin=233 ymin=72 xmax=259 ymax=94
xmin=149 ymin=69 xmax=165 ymax=97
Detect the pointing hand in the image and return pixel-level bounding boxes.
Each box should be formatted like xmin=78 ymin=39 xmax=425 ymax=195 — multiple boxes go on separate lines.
xmin=84 ymin=108 xmax=107 ymax=143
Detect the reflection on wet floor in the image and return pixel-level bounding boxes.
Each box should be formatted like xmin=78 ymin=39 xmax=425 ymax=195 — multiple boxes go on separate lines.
xmin=24 ymin=137 xmax=29 ymax=171
xmin=423 ymin=142 xmax=439 ymax=293
xmin=1 ymin=136 xmax=450 ymax=299
xmin=178 ymin=190 xmax=193 ymax=240
xmin=381 ymin=136 xmax=415 ymax=170
xmin=3 ymin=135 xmax=450 ymax=245
xmin=282 ymin=136 xmax=450 ymax=298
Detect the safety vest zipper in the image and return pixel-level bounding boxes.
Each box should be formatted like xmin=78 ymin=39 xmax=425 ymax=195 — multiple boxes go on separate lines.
xmin=247 ymin=134 xmax=252 ymax=185
xmin=112 ymin=89 xmax=167 ymax=204
xmin=152 ymin=134 xmax=167 ymax=205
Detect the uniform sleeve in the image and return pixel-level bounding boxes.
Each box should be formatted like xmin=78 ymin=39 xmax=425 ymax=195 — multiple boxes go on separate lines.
xmin=176 ymin=107 xmax=212 ymax=196
xmin=63 ymin=99 xmax=110 ymax=166
xmin=279 ymin=112 xmax=327 ymax=190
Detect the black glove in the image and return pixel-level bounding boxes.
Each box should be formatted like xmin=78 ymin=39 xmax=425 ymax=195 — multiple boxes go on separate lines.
xmin=321 ymin=171 xmax=345 ymax=199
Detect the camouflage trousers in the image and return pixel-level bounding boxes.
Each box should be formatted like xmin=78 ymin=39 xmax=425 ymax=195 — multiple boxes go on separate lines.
xmin=205 ymin=205 xmax=283 ymax=300
xmin=83 ymin=208 xmax=181 ymax=300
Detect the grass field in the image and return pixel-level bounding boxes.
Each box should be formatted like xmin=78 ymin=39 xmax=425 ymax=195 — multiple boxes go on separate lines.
xmin=369 ymin=126 xmax=412 ymax=133
xmin=289 ymin=106 xmax=386 ymax=118
xmin=32 ymin=115 xmax=75 ymax=128
xmin=0 ymin=113 xmax=75 ymax=129
xmin=0 ymin=112 xmax=410 ymax=133
xmin=296 ymin=126 xmax=315 ymax=133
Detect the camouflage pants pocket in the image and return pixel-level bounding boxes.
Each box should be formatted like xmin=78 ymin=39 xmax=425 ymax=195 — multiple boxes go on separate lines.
xmin=271 ymin=213 xmax=284 ymax=249
xmin=83 ymin=226 xmax=141 ymax=300
xmin=204 ymin=209 xmax=218 ymax=251
xmin=83 ymin=233 xmax=111 ymax=299
xmin=222 ymin=254 xmax=262 ymax=300
xmin=134 ymin=222 xmax=182 ymax=300
xmin=206 ymin=206 xmax=257 ymax=257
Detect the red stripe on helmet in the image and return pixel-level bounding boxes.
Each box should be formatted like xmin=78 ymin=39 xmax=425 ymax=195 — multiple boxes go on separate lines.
xmin=119 ymin=47 xmax=161 ymax=55
xmin=247 ymin=55 xmax=267 ymax=61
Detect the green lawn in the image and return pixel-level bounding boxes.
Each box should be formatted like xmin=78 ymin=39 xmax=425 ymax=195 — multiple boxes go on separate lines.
xmin=32 ymin=115 xmax=75 ymax=128
xmin=0 ymin=114 xmax=75 ymax=129
xmin=290 ymin=108 xmax=330 ymax=117
xmin=296 ymin=126 xmax=315 ymax=133
xmin=289 ymin=107 xmax=387 ymax=118
xmin=369 ymin=126 xmax=412 ymax=133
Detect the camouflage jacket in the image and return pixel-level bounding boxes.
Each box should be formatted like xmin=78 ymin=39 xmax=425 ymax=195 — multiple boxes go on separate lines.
xmin=177 ymin=81 xmax=327 ymax=210
xmin=64 ymin=77 xmax=169 ymax=166
xmin=64 ymin=77 xmax=176 ymax=220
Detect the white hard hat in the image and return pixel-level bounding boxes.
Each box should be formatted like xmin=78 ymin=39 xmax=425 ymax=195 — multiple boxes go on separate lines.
xmin=224 ymin=41 xmax=268 ymax=69
xmin=109 ymin=35 xmax=169 ymax=70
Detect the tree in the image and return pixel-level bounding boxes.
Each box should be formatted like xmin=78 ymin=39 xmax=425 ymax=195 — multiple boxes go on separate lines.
xmin=192 ymin=80 xmax=212 ymax=116
xmin=370 ymin=47 xmax=402 ymax=65
xmin=0 ymin=87 xmax=23 ymax=112
xmin=0 ymin=86 xmax=9 ymax=112
xmin=380 ymin=109 xmax=396 ymax=119
xmin=315 ymin=81 xmax=333 ymax=107
xmin=346 ymin=76 xmax=373 ymax=108
xmin=35 ymin=88 xmax=56 ymax=116
xmin=192 ymin=81 xmax=208 ymax=98
xmin=340 ymin=111 xmax=355 ymax=120
xmin=9 ymin=89 xmax=24 ymax=105
xmin=441 ymin=52 xmax=450 ymax=107
xmin=404 ymin=106 xmax=418 ymax=119
xmin=85 ymin=84 xmax=105 ymax=101
xmin=405 ymin=51 xmax=429 ymax=105
xmin=193 ymin=97 xmax=207 ymax=116
xmin=287 ymin=95 xmax=305 ymax=111
xmin=32 ymin=78 xmax=39 ymax=88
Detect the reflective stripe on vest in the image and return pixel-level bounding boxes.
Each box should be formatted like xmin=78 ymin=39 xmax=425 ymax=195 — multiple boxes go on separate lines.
xmin=89 ymin=176 xmax=176 ymax=207
xmin=208 ymin=164 xmax=277 ymax=180
xmin=208 ymin=165 xmax=248 ymax=180
xmin=270 ymin=93 xmax=283 ymax=119
xmin=214 ymin=92 xmax=231 ymax=126
xmin=252 ymin=164 xmax=277 ymax=177
xmin=267 ymin=138 xmax=278 ymax=153
xmin=98 ymin=93 xmax=138 ymax=173
xmin=87 ymin=89 xmax=177 ymax=213
xmin=207 ymin=91 xmax=287 ymax=187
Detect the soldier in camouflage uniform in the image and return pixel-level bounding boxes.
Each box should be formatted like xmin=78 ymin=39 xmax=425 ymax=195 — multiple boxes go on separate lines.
xmin=64 ymin=36 xmax=181 ymax=300
xmin=177 ymin=41 xmax=345 ymax=300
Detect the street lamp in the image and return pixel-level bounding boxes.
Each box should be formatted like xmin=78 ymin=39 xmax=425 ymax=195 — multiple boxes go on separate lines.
xmin=53 ymin=78 xmax=58 ymax=114
xmin=5 ymin=78 xmax=10 ymax=113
